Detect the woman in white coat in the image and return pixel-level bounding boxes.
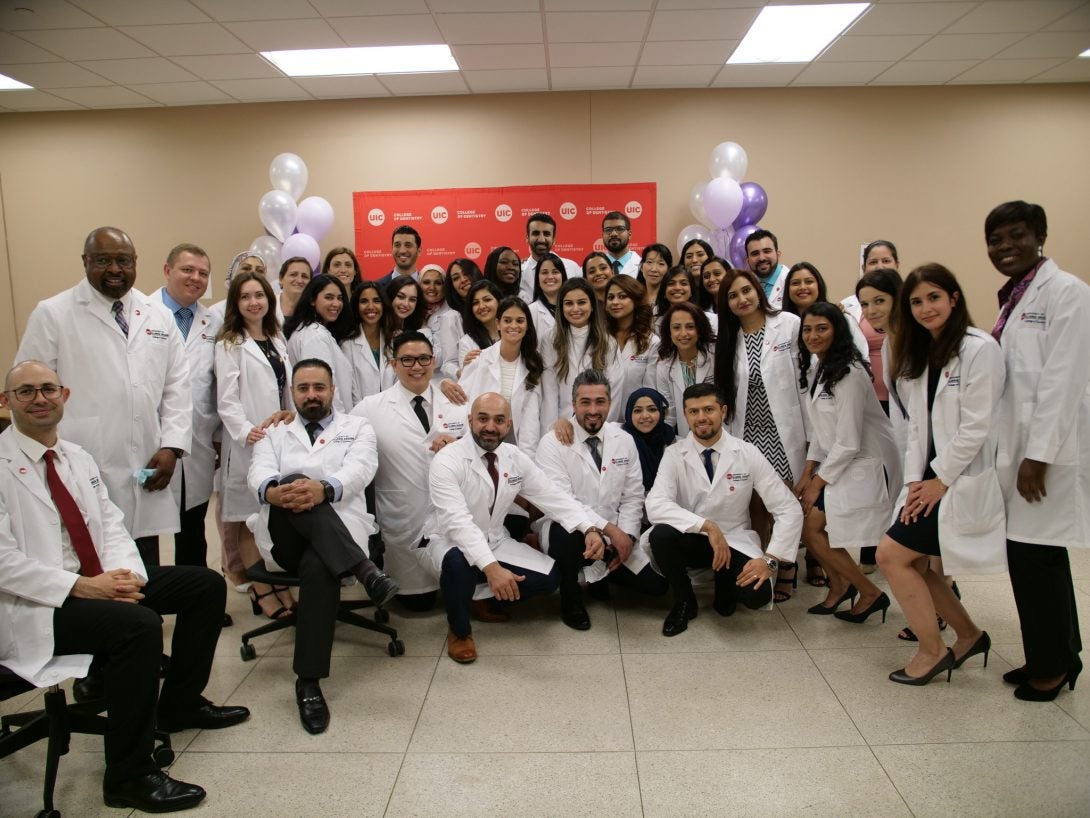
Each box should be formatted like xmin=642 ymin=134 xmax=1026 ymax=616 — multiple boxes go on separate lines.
xmin=652 ymin=301 xmax=715 ymax=436
xmin=796 ymin=303 xmax=900 ymax=623
xmin=605 ymin=275 xmax=658 ymax=409
xmin=214 ymin=271 xmax=295 ymax=619
xmin=782 ymin=262 xmax=868 ymax=358
xmin=449 ymin=279 xmax=502 ymax=381
xmin=284 ymin=273 xmax=353 ymax=413
xmin=877 ymin=265 xmax=1004 ymax=686
xmin=340 ymin=280 xmax=395 ymax=407
xmin=275 ymin=255 xmax=311 ymax=326
xmin=987 ymin=200 xmax=1088 ymax=701
xmin=528 ymin=252 xmax=566 ymax=341
xmin=714 ymin=266 xmax=806 ymax=601
xmin=436 ymin=258 xmax=482 ymax=381
xmin=386 ymin=275 xmax=442 ymax=373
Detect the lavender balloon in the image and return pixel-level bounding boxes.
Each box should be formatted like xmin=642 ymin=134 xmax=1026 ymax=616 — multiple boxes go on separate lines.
xmin=732 ymin=182 xmax=768 ymax=229
xmin=729 ymin=224 xmax=762 ymax=270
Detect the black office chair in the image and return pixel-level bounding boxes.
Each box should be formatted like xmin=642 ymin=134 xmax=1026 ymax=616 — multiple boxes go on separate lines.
xmin=0 ymin=665 xmax=174 ymax=818
xmin=239 ymin=561 xmax=404 ymax=661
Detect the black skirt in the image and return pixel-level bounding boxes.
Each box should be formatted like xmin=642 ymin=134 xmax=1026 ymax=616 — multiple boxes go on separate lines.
xmin=886 ymin=499 xmax=941 ymax=557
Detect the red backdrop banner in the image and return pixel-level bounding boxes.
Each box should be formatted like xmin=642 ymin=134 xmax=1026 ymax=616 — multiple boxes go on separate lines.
xmin=352 ymin=182 xmax=657 ymax=280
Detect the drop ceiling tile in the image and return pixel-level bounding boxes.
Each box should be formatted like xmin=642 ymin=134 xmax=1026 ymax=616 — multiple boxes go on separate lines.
xmin=49 ymin=85 xmax=159 ymax=107
xmin=945 ymin=1 xmax=1083 ymax=34
xmin=463 ymin=68 xmax=550 ymax=92
xmin=0 ymin=90 xmax=86 ymax=110
xmin=224 ymin=19 xmax=345 ymax=51
xmin=189 ymin=0 xmax=318 ymax=22
xmin=68 ymin=0 xmax=211 ymax=25
xmin=871 ymin=59 xmax=979 ymax=83
xmin=0 ymin=61 xmax=112 ymax=88
xmin=548 ymin=42 xmax=640 ymax=68
xmin=128 ymin=81 xmax=234 ymax=104
xmin=711 ymin=63 xmax=806 ymax=86
xmin=118 ymin=23 xmax=251 ymax=56
xmin=847 ymin=2 xmax=977 ymax=36
xmin=75 ymin=57 xmax=198 ymax=84
xmin=907 ymin=32 xmax=1026 ymax=60
xmin=648 ymin=8 xmax=755 ymax=41
xmin=378 ymin=72 xmax=470 ymax=95
xmin=291 ymin=75 xmax=391 ymax=98
xmin=210 ymin=77 xmax=313 ymax=100
xmin=654 ymin=0 xmax=760 ymax=8
xmin=435 ymin=12 xmax=543 ymax=45
xmin=172 ymin=54 xmax=283 ymax=80
xmin=546 ymin=0 xmax=652 ymax=9
xmin=640 ymin=40 xmax=736 ymax=66
xmin=0 ymin=32 xmax=65 ymax=64
xmin=0 ymin=4 xmax=100 ymax=30
xmin=1026 ymin=56 xmax=1090 ymax=80
xmin=948 ymin=57 xmax=1068 ymax=82
xmin=1041 ymin=4 xmax=1090 ymax=31
xmin=429 ymin=0 xmax=538 ymax=10
xmin=311 ymin=0 xmax=429 ymax=14
xmin=549 ymin=66 xmax=631 ymax=89
xmin=17 ymin=27 xmax=156 ymax=61
xmin=793 ymin=60 xmax=894 ymax=85
xmin=997 ymin=31 xmax=1090 ymax=58
xmin=632 ymin=64 xmax=718 ymax=87
xmin=820 ymin=34 xmax=931 ymax=61
xmin=330 ymin=15 xmax=445 ymax=47
xmin=452 ymin=44 xmax=546 ymax=71
xmin=545 ymin=12 xmax=650 ymax=43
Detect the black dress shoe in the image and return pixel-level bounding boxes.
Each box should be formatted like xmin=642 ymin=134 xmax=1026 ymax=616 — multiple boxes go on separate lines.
xmin=103 ymin=771 xmax=206 ymax=813
xmin=662 ymin=599 xmax=698 ymax=637
xmin=364 ymin=572 xmax=400 ymax=608
xmin=296 ymin=679 xmax=330 ymax=734
xmin=712 ymin=594 xmax=737 ymax=618
xmin=222 ymin=613 xmax=233 ymax=628
xmin=158 ymin=701 xmax=251 ymax=733
xmin=73 ymin=673 xmax=105 ymax=703
xmin=560 ymin=596 xmax=591 ymax=631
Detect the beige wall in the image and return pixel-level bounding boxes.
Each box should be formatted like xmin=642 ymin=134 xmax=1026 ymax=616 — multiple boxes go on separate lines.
xmin=1 ymin=83 xmax=1087 ymax=369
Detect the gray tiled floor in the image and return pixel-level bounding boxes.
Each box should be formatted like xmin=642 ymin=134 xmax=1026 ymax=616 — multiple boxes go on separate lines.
xmin=3 ymin=528 xmax=1088 ymax=817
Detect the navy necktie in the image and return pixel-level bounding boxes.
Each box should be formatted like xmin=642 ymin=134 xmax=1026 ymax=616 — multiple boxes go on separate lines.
xmin=175 ymin=307 xmax=193 ymax=340
xmin=111 ymin=300 xmax=129 ymax=336
xmin=702 ymin=448 xmax=715 ymax=482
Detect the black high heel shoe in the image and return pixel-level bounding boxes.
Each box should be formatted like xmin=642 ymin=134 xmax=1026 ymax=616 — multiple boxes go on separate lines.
xmin=889 ymin=648 xmax=955 ymax=686
xmin=807 ymin=585 xmax=857 ymax=615
xmin=1003 ymin=667 xmax=1029 ymax=686
xmin=834 ymin=592 xmax=890 ymax=624
xmin=250 ymin=586 xmax=291 ymax=620
xmin=952 ymin=631 xmax=991 ymax=669
xmin=1014 ymin=658 xmax=1082 ymax=702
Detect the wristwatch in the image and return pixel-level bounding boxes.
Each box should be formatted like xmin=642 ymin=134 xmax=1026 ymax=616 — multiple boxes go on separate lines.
xmin=765 ymin=556 xmax=779 ymax=572
xmin=320 ymin=480 xmax=335 ymax=504
xmin=585 ymin=527 xmax=602 ymax=539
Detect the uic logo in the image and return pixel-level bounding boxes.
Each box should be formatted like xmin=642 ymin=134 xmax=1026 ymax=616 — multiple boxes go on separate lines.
xmin=368 ymin=208 xmax=385 ymax=226
xmin=559 ymin=202 xmax=577 ymax=221
xmin=431 ymin=206 xmax=449 ymax=225
xmin=495 ymin=204 xmax=512 ymax=222
xmin=464 ymin=242 xmax=482 ymax=259
xmin=625 ymin=200 xmax=642 ymax=219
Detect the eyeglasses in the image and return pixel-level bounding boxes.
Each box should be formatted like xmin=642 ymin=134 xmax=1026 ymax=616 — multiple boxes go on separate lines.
xmin=395 ymin=355 xmax=434 ymax=368
xmin=603 ymin=226 xmax=629 ymax=235
xmin=5 ymin=384 xmax=63 ymax=403
xmin=87 ymin=254 xmax=136 ymax=270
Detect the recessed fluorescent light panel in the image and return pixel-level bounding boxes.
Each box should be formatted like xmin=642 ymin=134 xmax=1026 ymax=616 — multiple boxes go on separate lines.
xmin=261 ymin=45 xmax=458 ymax=77
xmin=0 ymin=73 xmax=33 ymax=90
xmin=728 ymin=3 xmax=870 ymax=64
xmin=1080 ymin=47 xmax=1090 ymax=58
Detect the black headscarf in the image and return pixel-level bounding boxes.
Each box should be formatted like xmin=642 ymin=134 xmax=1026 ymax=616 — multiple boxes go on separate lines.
xmin=622 ymin=387 xmax=675 ymax=491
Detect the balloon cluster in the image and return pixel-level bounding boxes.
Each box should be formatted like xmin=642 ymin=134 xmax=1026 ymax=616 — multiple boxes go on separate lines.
xmin=250 ymin=153 xmax=335 ymax=274
xmin=677 ymin=141 xmax=768 ymax=270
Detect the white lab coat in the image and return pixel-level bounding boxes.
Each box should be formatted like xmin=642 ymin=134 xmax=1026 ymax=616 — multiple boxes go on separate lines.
xmin=528 ymin=299 xmax=557 ymax=342
xmin=341 ymin=332 xmax=394 ymax=407
xmin=806 ymin=363 xmax=901 ymax=550
xmin=247 ymin=412 xmax=378 ymax=566
xmin=881 ymin=337 xmax=910 ymax=463
xmin=536 ymin=422 xmax=651 ymax=574
xmin=645 ymin=432 xmax=804 ymax=566
xmin=352 ymin=383 xmax=468 ymax=595
xmin=615 ymin=334 xmax=659 ymax=410
xmin=995 ymin=259 xmax=1090 ymax=549
xmin=765 ymin=264 xmax=788 ymax=310
xmin=286 ymin=322 xmax=352 ymax=413
xmin=161 ymin=293 xmax=222 ymax=511
xmin=898 ymin=328 xmax=1007 ymax=574
xmin=519 ymin=255 xmax=582 ymax=303
xmin=422 ymin=436 xmax=595 ymax=596
xmin=437 ymin=310 xmax=465 ymax=381
xmin=540 ymin=329 xmax=626 ymax=427
xmin=0 ymin=430 xmax=145 ymax=686
xmin=215 ymin=333 xmax=291 ymax=521
xmin=459 ymin=343 xmax=543 ymax=457
xmin=727 ymin=312 xmax=807 ymax=483
xmin=17 ymin=281 xmax=192 ymax=539
xmin=651 ymin=350 xmax=715 ymax=437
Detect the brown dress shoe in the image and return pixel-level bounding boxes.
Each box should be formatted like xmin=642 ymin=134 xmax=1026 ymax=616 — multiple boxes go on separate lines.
xmin=447 ymin=629 xmax=478 ymax=663
xmin=471 ymin=598 xmax=510 ymax=623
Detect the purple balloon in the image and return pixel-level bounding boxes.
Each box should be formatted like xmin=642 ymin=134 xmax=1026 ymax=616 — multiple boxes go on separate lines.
xmin=732 ymin=182 xmax=768 ymax=230
xmin=729 ymin=224 xmax=762 ymax=270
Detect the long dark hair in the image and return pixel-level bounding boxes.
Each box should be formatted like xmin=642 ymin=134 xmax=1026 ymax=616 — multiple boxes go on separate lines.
xmin=218 ymin=271 xmax=280 ymax=345
xmin=283 ymin=273 xmax=351 ymax=340
xmin=496 ymin=296 xmax=544 ymax=390
xmin=463 ymin=279 xmax=503 ymax=351
xmin=445 ymin=258 xmax=482 ymax=313
xmin=658 ymin=301 xmax=715 ymax=362
xmin=484 ymin=245 xmax=521 ymax=298
xmin=655 ymin=265 xmax=697 ymax=315
xmin=532 ymin=252 xmax=568 ymax=305
xmin=385 ymin=275 xmax=427 ymax=333
xmin=890 ymin=263 xmax=973 ymax=381
xmin=713 ymin=267 xmax=779 ymax=419
xmin=782 ymin=262 xmax=828 ymax=317
xmin=341 ymin=279 xmax=396 ymax=346
xmin=604 ymin=276 xmax=653 ymax=356
xmin=798 ymin=302 xmax=869 ymax=394
xmin=554 ymin=278 xmax=612 ymax=383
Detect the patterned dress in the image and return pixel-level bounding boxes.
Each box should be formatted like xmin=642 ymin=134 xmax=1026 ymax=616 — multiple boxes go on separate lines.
xmin=742 ymin=327 xmax=793 ymax=482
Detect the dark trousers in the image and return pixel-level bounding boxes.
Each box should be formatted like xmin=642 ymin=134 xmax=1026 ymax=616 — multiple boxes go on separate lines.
xmin=1007 ymin=539 xmax=1083 ymax=677
xmin=266 ymin=479 xmax=368 ymax=679
xmin=134 ymin=536 xmax=159 ymax=568
xmin=649 ymin=524 xmax=772 ymax=611
xmin=173 ymin=469 xmax=209 ymax=567
xmin=398 ymin=591 xmax=438 ymax=612
xmin=547 ymin=524 xmax=668 ymax=597
xmin=440 ymin=548 xmax=559 ymax=637
xmin=52 ymin=565 xmax=224 ymax=787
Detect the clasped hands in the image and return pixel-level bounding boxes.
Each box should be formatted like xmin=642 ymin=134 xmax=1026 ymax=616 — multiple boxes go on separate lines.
xmin=72 ymin=568 xmax=146 ymax=603
xmin=265 ymin=478 xmax=324 ymax=512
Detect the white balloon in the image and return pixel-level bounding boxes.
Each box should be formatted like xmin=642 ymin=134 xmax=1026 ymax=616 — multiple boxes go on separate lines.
xmin=676 ymin=223 xmax=711 ymax=257
xmin=702 ymin=177 xmax=744 ymax=230
xmin=280 ymin=233 xmax=321 ymax=272
xmin=689 ymin=181 xmax=710 ymax=227
xmin=296 ymin=196 xmax=335 ymax=241
xmin=258 ymin=189 xmax=297 ymax=243
xmin=248 ymin=235 xmax=282 ymax=274
xmin=708 ymin=141 xmax=749 ymax=182
xmin=269 ymin=152 xmax=308 ymax=201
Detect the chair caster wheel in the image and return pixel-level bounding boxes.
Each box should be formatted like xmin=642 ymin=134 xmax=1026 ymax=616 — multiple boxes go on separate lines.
xmin=387 ymin=639 xmax=405 ymax=656
xmin=240 ymin=643 xmax=257 ymax=661
xmin=36 ymin=810 xmax=61 ymax=818
xmin=153 ymin=744 xmax=175 ymax=767
xmin=375 ymin=608 xmax=390 ymax=624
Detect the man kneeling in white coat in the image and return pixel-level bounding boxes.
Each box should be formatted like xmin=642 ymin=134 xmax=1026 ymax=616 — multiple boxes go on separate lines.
xmin=647 ymin=383 xmax=804 ymax=637
xmin=423 ymin=392 xmax=605 ymax=664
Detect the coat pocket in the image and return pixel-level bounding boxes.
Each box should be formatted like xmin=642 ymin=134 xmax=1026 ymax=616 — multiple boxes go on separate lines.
xmin=945 ymin=470 xmax=1005 ymax=536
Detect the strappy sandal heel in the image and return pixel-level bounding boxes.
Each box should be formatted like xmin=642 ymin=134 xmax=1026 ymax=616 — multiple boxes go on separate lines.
xmin=773 ymin=561 xmax=798 ymax=603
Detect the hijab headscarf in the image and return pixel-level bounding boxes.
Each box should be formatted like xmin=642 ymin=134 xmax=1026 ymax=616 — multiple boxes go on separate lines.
xmin=622 ymin=387 xmax=675 ymax=491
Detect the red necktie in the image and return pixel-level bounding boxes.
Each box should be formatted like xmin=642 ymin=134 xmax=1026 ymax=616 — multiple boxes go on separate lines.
xmin=485 ymin=452 xmax=499 ymax=509
xmin=43 ymin=450 xmax=104 ymax=577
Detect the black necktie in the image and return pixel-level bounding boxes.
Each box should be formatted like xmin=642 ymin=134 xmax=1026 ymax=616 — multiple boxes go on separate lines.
xmin=586 ymin=436 xmax=602 ymax=471
xmin=485 ymin=452 xmax=499 ymax=509
xmin=412 ymin=395 xmax=430 ymax=433
xmin=306 ymin=421 xmax=322 ymax=444
xmin=612 ymin=260 xmax=622 ymax=274
xmin=702 ymin=448 xmax=715 ymax=482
